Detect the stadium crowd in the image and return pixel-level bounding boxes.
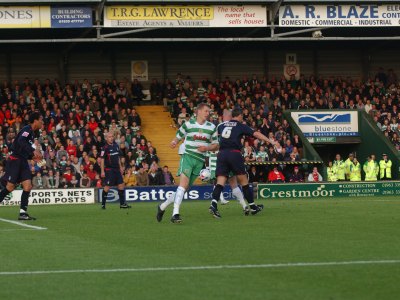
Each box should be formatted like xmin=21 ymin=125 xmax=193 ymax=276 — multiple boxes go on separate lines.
xmin=0 ymin=68 xmax=397 ymax=188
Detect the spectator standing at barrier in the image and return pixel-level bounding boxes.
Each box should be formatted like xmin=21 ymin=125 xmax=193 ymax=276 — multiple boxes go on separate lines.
xmin=0 ymin=112 xmax=43 ymax=220
xmin=100 ymin=132 xmax=131 ymax=210
xmin=379 ymin=154 xmax=392 ymax=180
xmin=79 ymin=172 xmax=91 ymax=188
xmin=333 ymin=154 xmax=346 ymax=181
xmin=349 ymin=158 xmax=362 ymax=181
xmin=32 ymin=172 xmax=46 ymax=189
xmin=136 ymin=165 xmax=149 ymax=186
xmin=308 ymin=167 xmax=323 ymax=182
xmin=344 ymin=153 xmax=355 ymax=180
xmin=124 ymin=167 xmax=137 ymax=187
xmin=363 ymin=156 xmax=378 ymax=181
xmin=161 ymin=166 xmax=174 ymax=185
xmin=289 ymin=166 xmax=304 ymax=183
xmin=45 ymin=169 xmax=59 ymax=189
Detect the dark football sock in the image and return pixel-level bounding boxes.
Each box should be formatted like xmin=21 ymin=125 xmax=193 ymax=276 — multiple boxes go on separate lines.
xmin=211 ymin=184 xmax=224 ymax=208
xmin=242 ymin=184 xmax=256 ymax=207
xmin=20 ymin=191 xmax=30 ymax=212
xmin=102 ymin=190 xmax=108 ymax=206
xmin=118 ymin=190 xmax=125 ymax=205
xmin=0 ymin=187 xmax=12 ymax=203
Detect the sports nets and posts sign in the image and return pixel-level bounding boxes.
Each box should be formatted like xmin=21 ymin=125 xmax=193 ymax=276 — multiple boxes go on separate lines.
xmin=291 ymin=111 xmax=359 ymax=144
xmin=279 ymin=4 xmax=400 ymax=27
xmin=104 ymin=5 xmax=267 ymax=27
xmin=258 ymin=181 xmax=400 ymax=199
xmin=0 ymin=189 xmax=95 ymax=206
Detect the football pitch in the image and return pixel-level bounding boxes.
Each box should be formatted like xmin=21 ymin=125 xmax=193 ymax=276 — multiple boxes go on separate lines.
xmin=1 ymin=197 xmax=400 ymax=300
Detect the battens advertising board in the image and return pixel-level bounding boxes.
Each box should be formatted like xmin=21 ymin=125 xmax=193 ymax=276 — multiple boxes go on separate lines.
xmin=291 ymin=111 xmax=359 ymax=141
xmin=0 ymin=189 xmax=95 ymax=206
xmin=279 ymin=4 xmax=400 ymax=27
xmin=98 ymin=185 xmax=250 ymax=202
xmin=104 ymin=5 xmax=267 ymax=27
xmin=0 ymin=6 xmax=92 ymax=28
xmin=258 ymin=181 xmax=400 ymax=199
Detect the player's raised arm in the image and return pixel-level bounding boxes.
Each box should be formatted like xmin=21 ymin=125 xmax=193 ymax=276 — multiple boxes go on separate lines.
xmin=253 ymin=131 xmax=275 ymax=145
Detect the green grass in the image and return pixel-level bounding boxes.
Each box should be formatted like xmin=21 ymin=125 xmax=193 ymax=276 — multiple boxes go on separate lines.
xmin=1 ymin=197 xmax=400 ymax=299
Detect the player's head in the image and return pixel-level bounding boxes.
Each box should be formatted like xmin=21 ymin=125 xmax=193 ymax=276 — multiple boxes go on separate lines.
xmin=196 ymin=103 xmax=210 ymax=122
xmin=106 ymin=132 xmax=114 ymax=144
xmin=29 ymin=111 xmax=43 ymax=130
xmin=222 ymin=109 xmax=232 ymax=122
xmin=232 ymin=107 xmax=243 ymax=121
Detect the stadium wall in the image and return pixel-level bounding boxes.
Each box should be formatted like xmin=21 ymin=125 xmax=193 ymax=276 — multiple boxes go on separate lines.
xmin=0 ymin=43 xmax=398 ymax=85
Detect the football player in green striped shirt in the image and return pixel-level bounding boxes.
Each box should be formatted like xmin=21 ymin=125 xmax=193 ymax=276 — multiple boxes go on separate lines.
xmin=157 ymin=103 xmax=218 ymax=224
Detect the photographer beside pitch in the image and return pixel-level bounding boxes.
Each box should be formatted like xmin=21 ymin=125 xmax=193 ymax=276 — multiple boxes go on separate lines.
xmin=209 ymin=107 xmax=273 ymax=218
xmin=0 ymin=112 xmax=43 ymax=220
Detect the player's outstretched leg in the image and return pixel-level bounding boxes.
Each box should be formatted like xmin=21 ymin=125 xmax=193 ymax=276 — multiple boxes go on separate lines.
xmin=157 ymin=192 xmax=176 ymax=222
xmin=242 ymin=184 xmax=263 ymax=216
xmin=101 ymin=190 xmax=108 ymax=209
xmin=119 ymin=190 xmax=131 ymax=209
xmin=171 ymin=186 xmax=185 ymax=224
xmin=18 ymin=191 xmax=36 ymax=220
xmin=209 ymin=184 xmax=223 ymax=218
xmin=220 ymin=192 xmax=229 ymax=205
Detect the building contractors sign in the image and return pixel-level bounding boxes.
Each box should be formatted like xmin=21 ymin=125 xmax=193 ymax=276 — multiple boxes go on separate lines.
xmin=0 ymin=188 xmax=95 ymax=206
xmin=0 ymin=6 xmax=92 ymax=28
xmin=291 ymin=111 xmax=359 ymax=139
xmin=258 ymin=181 xmax=400 ymax=199
xmin=104 ymin=5 xmax=267 ymax=27
xmin=279 ymin=4 xmax=400 ymax=27
xmin=51 ymin=6 xmax=92 ymax=28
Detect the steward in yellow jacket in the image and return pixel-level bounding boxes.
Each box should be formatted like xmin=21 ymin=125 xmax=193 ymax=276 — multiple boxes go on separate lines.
xmin=379 ymin=154 xmax=392 ymax=180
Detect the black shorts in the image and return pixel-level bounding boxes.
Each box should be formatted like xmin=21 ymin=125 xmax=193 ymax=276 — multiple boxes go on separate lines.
xmin=104 ymin=168 xmax=124 ymax=186
xmin=216 ymin=149 xmax=247 ymax=177
xmin=3 ymin=156 xmax=32 ymax=184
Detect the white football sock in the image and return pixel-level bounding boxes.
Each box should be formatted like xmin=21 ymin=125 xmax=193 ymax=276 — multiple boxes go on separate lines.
xmin=173 ymin=186 xmax=186 ymax=216
xmin=232 ymin=186 xmax=247 ymax=209
xmin=160 ymin=192 xmax=175 ymax=211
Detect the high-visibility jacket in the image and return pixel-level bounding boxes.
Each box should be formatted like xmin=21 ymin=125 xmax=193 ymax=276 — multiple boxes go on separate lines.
xmin=327 ymin=166 xmax=337 ymax=182
xmin=363 ymin=160 xmax=378 ymax=181
xmin=344 ymin=158 xmax=353 ymax=179
xmin=333 ymin=160 xmax=346 ymax=180
xmin=349 ymin=162 xmax=361 ymax=181
xmin=379 ymin=159 xmax=392 ymax=179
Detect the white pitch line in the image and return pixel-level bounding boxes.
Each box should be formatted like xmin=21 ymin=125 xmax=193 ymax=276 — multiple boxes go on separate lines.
xmin=1 ymin=259 xmax=399 ymax=276
xmin=0 ymin=217 xmax=47 ymax=231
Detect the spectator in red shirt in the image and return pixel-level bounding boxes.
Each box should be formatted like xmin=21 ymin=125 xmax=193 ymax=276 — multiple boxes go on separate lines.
xmin=268 ymin=166 xmax=285 ymax=183
xmin=66 ymin=140 xmax=77 ymax=157
xmin=88 ymin=116 xmax=98 ymax=132
xmin=86 ymin=163 xmax=97 ymax=181
xmin=63 ymin=167 xmax=73 ymax=183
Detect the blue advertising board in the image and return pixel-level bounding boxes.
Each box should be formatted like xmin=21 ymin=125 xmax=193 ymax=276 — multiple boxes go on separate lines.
xmin=51 ymin=7 xmax=92 ymax=28
xmin=98 ymin=185 xmax=249 ymax=203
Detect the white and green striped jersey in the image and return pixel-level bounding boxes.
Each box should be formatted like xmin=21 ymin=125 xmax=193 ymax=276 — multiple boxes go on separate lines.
xmin=256 ymin=150 xmax=268 ymax=161
xmin=176 ymin=119 xmax=218 ymax=161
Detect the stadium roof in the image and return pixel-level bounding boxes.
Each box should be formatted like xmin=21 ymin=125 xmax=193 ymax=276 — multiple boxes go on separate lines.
xmin=0 ymin=1 xmax=399 ymax=43
xmin=1 ymin=0 xmax=400 ymax=3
